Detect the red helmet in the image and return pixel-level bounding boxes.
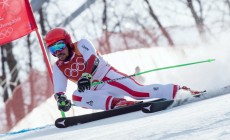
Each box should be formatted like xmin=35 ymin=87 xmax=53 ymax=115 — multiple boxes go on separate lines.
xmin=45 ymin=28 xmax=72 ymax=47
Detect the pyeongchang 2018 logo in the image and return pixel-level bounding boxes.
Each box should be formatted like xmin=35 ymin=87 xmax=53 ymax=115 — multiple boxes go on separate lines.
xmin=64 ymin=57 xmax=85 ymax=78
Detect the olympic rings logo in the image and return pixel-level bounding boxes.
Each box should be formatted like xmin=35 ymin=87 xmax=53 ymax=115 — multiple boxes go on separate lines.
xmin=64 ymin=57 xmax=85 ymax=78
xmin=0 ymin=27 xmax=13 ymax=39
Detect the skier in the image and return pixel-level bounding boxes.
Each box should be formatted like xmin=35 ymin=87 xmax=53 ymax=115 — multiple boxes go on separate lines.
xmin=45 ymin=27 xmax=201 ymax=112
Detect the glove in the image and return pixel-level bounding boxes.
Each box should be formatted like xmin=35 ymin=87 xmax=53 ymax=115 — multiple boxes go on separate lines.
xmin=77 ymin=73 xmax=92 ymax=92
xmin=55 ymin=93 xmax=71 ymax=112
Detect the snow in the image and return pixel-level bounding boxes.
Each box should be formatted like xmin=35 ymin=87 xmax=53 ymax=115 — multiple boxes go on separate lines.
xmin=1 ymin=43 xmax=230 ymax=140
xmin=2 ymin=90 xmax=230 ymax=140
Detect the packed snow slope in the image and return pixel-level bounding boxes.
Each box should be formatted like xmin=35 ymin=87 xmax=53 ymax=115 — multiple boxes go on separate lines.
xmin=2 ymin=88 xmax=230 ymax=140
xmin=1 ymin=42 xmax=230 ymax=140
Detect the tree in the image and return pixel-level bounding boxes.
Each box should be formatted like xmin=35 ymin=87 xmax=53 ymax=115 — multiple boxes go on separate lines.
xmin=144 ymin=0 xmax=174 ymax=46
xmin=100 ymin=0 xmax=112 ymax=53
xmin=186 ymin=0 xmax=205 ymax=37
xmin=0 ymin=43 xmax=20 ymax=102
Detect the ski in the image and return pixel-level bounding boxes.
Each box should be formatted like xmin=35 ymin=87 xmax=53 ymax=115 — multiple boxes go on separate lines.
xmin=141 ymin=99 xmax=174 ymax=113
xmin=55 ymin=98 xmax=174 ymax=128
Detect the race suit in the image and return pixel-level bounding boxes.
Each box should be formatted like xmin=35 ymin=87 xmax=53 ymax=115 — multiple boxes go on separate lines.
xmin=52 ymin=39 xmax=179 ymax=110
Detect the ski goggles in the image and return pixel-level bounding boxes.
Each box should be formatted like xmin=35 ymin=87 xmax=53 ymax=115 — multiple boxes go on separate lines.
xmin=48 ymin=40 xmax=67 ymax=56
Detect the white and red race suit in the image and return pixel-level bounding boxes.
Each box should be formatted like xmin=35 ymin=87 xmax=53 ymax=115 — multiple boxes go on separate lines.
xmin=52 ymin=39 xmax=179 ymax=110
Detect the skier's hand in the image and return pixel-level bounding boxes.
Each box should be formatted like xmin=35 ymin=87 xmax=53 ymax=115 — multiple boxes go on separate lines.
xmin=55 ymin=93 xmax=71 ymax=112
xmin=77 ymin=73 xmax=92 ymax=92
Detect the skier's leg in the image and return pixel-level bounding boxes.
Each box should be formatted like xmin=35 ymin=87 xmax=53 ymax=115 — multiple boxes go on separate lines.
xmin=72 ymin=89 xmax=137 ymax=110
xmin=72 ymin=90 xmax=114 ymax=110
xmin=137 ymin=84 xmax=179 ymax=99
xmin=99 ymin=67 xmax=179 ymax=100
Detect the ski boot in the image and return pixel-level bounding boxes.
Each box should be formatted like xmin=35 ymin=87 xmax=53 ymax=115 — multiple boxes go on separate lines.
xmin=180 ymin=86 xmax=206 ymax=97
xmin=111 ymin=98 xmax=137 ymax=109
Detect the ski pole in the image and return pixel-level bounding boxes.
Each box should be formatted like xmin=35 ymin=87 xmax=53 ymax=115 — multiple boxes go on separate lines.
xmin=59 ymin=101 xmax=66 ymax=117
xmin=91 ymin=59 xmax=215 ymax=87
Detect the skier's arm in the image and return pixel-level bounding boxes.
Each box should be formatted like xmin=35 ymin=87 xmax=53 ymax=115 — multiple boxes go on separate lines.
xmin=53 ymin=64 xmax=68 ymax=97
xmin=77 ymin=39 xmax=99 ymax=75
xmin=53 ymin=64 xmax=71 ymax=112
xmin=76 ymin=39 xmax=100 ymax=92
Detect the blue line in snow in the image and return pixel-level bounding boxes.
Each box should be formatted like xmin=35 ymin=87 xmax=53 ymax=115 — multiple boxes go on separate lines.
xmin=0 ymin=125 xmax=53 ymax=137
